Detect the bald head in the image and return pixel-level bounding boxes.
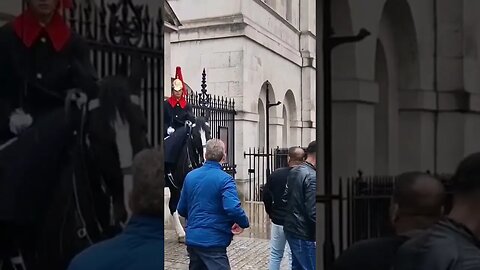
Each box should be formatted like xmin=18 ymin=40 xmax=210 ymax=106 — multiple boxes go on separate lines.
xmin=393 ymin=172 xmax=445 ymax=217
xmin=288 ymin=147 xmax=305 ymax=166
xmin=393 ymin=172 xmax=445 ymax=229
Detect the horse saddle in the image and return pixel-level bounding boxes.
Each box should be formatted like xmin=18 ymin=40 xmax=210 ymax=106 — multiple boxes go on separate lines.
xmin=164 ymin=127 xmax=189 ymax=165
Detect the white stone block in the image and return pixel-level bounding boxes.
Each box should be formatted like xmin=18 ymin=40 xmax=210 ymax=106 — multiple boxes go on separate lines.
xmin=208 ymin=67 xmax=241 ymax=83
xmin=230 ymin=51 xmax=244 ymax=67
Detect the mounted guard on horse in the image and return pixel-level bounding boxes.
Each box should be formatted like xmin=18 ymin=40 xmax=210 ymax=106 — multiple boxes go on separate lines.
xmin=0 ymin=0 xmax=97 ymax=225
xmin=0 ymin=0 xmax=105 ymax=268
xmin=163 ymin=67 xmax=212 ymax=243
xmin=164 ymin=67 xmax=196 ymax=186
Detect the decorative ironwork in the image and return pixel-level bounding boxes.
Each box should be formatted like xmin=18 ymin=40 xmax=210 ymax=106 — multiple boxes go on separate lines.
xmin=68 ymin=0 xmax=162 ymax=50
xmin=107 ymin=0 xmax=143 ymax=46
xmin=199 ymin=68 xmax=211 ymax=107
xmin=187 ymin=70 xmax=237 ymax=176
xmin=67 ymin=0 xmax=165 ymax=145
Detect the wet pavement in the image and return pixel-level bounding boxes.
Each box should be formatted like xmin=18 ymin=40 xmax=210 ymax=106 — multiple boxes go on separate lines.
xmin=164 ymin=201 xmax=290 ymax=269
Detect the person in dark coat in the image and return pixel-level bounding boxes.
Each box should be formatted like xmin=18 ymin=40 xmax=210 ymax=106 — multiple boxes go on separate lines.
xmin=282 ymin=141 xmax=317 ymax=270
xmin=163 ymin=66 xmax=195 ymax=168
xmin=394 ymin=153 xmax=480 ymax=270
xmin=333 ymin=172 xmax=445 ymax=270
xmin=67 ymin=149 xmax=165 ymax=270
xmin=0 ymin=0 xmax=98 ymax=225
xmin=263 ymin=146 xmax=305 ymax=270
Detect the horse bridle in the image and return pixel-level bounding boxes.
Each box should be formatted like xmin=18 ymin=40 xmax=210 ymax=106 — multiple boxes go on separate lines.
xmin=86 ymin=94 xmax=141 ymax=176
xmin=66 ymin=92 xmax=140 ymax=241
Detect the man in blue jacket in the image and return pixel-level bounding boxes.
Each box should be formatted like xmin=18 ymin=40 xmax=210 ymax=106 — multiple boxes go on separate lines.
xmin=67 ymin=149 xmax=164 ymax=270
xmin=178 ymin=138 xmax=250 ymax=269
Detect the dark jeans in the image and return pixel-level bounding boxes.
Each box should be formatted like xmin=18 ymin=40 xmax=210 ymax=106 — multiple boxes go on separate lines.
xmin=187 ymin=246 xmax=231 ymax=270
xmin=285 ymin=232 xmax=316 ymax=270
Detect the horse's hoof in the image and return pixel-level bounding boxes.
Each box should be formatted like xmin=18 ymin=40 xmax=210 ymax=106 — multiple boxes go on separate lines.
xmin=178 ymin=236 xmax=186 ymax=243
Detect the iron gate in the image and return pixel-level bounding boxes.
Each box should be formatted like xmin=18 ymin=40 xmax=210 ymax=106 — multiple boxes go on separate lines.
xmin=244 ymin=147 xmax=289 ymax=201
xmin=334 ymin=173 xmax=454 ymax=253
xmin=187 ymin=69 xmax=237 ymax=176
xmin=67 ymin=0 xmax=164 ymax=146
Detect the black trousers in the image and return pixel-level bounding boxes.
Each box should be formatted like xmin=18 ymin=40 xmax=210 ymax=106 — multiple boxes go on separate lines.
xmin=0 ymin=108 xmax=74 ymax=225
xmin=187 ymin=246 xmax=231 ymax=270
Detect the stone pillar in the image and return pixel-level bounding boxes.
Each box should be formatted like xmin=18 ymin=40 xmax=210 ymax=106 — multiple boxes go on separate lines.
xmin=398 ymin=90 xmax=436 ymax=173
xmin=332 ymin=79 xmax=378 ymax=178
xmin=435 ymin=0 xmax=466 ymax=173
xmin=233 ymin=111 xmax=258 ymax=201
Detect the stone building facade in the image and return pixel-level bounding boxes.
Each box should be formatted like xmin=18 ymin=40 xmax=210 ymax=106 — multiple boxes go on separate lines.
xmin=168 ymin=0 xmax=317 ymax=185
xmin=323 ymin=0 xmax=480 ymax=180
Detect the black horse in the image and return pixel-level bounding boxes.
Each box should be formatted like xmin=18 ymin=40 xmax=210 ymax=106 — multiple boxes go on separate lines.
xmin=0 ymin=71 xmax=150 ymax=269
xmin=164 ymin=116 xmax=211 ymax=242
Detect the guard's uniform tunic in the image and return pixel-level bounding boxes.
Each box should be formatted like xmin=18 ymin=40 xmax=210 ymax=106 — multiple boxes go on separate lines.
xmin=0 ymin=10 xmax=98 ymax=224
xmin=163 ymin=99 xmax=195 ymax=137
xmin=0 ymin=10 xmax=97 ymax=144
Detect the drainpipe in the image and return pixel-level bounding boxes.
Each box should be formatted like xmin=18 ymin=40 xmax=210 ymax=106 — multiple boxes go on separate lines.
xmin=433 ymin=0 xmax=439 ymax=174
xmin=299 ymin=0 xmax=304 ymax=146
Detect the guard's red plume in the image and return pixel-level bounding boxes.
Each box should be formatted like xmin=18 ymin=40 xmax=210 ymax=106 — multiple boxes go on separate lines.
xmin=175 ymin=66 xmax=187 ymax=96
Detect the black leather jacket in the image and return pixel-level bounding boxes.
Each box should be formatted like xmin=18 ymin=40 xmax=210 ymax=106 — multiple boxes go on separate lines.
xmin=393 ymin=218 xmax=480 ymax=270
xmin=282 ymin=162 xmax=316 ymax=241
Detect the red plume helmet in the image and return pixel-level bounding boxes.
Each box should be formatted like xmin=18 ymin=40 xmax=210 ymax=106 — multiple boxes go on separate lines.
xmin=168 ymin=66 xmax=188 ymax=108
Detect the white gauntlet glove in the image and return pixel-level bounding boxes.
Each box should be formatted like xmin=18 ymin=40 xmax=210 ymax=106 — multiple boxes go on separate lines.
xmin=167 ymin=126 xmax=175 ymax=135
xmin=9 ymin=108 xmax=33 ymax=135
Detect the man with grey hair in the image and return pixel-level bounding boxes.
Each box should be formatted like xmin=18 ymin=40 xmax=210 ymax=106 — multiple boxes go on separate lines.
xmin=178 ymin=139 xmax=249 ymax=269
xmin=68 ymin=148 xmax=164 ymax=270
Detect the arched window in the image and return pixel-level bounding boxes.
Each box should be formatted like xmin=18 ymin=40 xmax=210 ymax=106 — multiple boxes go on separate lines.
xmin=282 ymin=105 xmax=289 ymax=147
xmin=258 ymin=99 xmax=266 ymax=148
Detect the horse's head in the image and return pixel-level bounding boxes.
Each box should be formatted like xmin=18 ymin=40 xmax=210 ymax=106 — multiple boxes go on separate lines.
xmin=189 ymin=116 xmax=211 ymax=165
xmin=85 ymin=75 xmax=149 ymax=228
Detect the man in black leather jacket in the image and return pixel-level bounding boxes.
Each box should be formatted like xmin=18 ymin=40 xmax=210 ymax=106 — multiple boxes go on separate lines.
xmin=394 ymin=152 xmax=480 ymax=270
xmin=263 ymin=146 xmax=305 ymax=269
xmin=283 ymin=140 xmax=316 ymax=270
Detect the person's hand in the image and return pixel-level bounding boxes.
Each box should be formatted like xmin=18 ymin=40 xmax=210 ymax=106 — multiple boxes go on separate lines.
xmin=167 ymin=126 xmax=175 ymax=135
xmin=231 ymin=223 xmax=244 ymax=235
xmin=9 ymin=108 xmax=33 ymax=135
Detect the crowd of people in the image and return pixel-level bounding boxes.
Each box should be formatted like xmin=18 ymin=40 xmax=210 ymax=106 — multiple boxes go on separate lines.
xmin=8 ymin=1 xmax=480 ymax=270
xmin=333 ymin=152 xmax=480 ymax=270
xmin=263 ymin=142 xmax=317 ymax=270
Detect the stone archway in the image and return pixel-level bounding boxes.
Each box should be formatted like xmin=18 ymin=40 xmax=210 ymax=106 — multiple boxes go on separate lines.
xmin=258 ymin=99 xmax=266 ymax=148
xmin=283 ymin=89 xmax=299 ymax=146
xmin=374 ymin=0 xmax=421 ymax=174
xmin=332 ymin=0 xmax=356 ymax=80
xmin=259 ymin=81 xmax=279 ymax=148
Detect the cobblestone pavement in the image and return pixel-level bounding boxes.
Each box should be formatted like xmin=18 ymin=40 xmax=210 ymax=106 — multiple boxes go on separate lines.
xmin=164 ymin=230 xmax=290 ymax=270
xmin=164 ymin=201 xmax=290 ymax=269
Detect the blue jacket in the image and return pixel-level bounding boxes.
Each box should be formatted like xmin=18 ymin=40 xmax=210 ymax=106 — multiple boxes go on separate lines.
xmin=178 ymin=161 xmax=249 ymax=248
xmin=67 ymin=215 xmax=164 ymax=270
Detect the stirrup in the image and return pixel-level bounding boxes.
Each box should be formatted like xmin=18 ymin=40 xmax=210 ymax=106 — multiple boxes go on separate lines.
xmin=167 ymin=172 xmax=180 ymax=190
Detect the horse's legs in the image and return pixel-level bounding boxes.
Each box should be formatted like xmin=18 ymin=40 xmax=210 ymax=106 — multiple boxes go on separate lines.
xmin=168 ymin=187 xmax=186 ymax=243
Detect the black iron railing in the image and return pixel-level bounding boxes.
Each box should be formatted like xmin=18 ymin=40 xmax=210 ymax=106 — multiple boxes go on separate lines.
xmin=67 ymin=0 xmax=164 ymax=146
